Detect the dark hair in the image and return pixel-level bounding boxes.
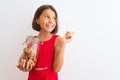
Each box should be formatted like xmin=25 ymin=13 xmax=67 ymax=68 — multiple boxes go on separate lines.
xmin=32 ymin=4 xmax=58 ymax=34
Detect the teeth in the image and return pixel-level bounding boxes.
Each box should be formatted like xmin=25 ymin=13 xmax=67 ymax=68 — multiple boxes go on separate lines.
xmin=47 ymin=25 xmax=52 ymax=28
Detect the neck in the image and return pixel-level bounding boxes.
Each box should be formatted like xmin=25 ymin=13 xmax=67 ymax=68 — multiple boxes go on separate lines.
xmin=37 ymin=31 xmax=53 ymax=42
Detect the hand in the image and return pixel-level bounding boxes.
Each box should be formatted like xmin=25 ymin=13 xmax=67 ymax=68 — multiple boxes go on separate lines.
xmin=63 ymin=31 xmax=75 ymax=43
xmin=17 ymin=59 xmax=34 ymax=72
xmin=17 ymin=59 xmax=26 ymax=72
xmin=25 ymin=59 xmax=35 ymax=72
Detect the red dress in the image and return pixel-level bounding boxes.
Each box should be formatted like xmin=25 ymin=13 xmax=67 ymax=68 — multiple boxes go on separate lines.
xmin=28 ymin=35 xmax=58 ymax=80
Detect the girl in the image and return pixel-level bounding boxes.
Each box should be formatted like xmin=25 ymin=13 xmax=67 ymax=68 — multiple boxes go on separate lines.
xmin=17 ymin=4 xmax=74 ymax=80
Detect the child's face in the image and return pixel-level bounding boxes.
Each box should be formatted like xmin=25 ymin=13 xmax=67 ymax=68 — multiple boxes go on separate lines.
xmin=36 ymin=9 xmax=56 ymax=33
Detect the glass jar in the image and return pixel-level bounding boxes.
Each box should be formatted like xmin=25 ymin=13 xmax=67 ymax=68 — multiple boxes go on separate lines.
xmin=18 ymin=36 xmax=40 ymax=71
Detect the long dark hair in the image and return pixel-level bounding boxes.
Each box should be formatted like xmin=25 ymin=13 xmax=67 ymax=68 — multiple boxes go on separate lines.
xmin=32 ymin=4 xmax=58 ymax=34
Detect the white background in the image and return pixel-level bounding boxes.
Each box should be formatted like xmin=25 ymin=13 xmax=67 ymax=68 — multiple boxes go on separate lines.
xmin=0 ymin=0 xmax=120 ymax=80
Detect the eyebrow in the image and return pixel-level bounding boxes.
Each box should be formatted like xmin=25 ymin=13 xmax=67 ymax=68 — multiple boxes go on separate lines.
xmin=43 ymin=14 xmax=56 ymax=18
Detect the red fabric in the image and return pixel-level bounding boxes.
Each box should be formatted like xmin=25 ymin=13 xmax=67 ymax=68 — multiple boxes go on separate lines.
xmin=28 ymin=35 xmax=58 ymax=80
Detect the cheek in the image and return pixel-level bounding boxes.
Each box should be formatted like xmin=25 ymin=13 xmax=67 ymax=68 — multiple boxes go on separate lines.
xmin=54 ymin=21 xmax=57 ymax=27
xmin=53 ymin=24 xmax=56 ymax=30
xmin=39 ymin=20 xmax=46 ymax=26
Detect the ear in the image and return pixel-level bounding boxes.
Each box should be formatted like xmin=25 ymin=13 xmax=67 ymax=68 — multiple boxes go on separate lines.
xmin=36 ymin=19 xmax=39 ymax=25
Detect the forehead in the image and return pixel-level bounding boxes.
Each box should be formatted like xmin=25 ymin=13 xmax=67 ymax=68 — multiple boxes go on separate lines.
xmin=42 ymin=9 xmax=56 ymax=17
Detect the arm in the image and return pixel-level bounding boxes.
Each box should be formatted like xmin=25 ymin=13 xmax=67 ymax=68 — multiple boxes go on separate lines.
xmin=53 ymin=36 xmax=66 ymax=72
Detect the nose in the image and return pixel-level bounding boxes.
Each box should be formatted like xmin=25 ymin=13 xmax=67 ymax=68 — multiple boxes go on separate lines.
xmin=49 ymin=18 xmax=55 ymax=24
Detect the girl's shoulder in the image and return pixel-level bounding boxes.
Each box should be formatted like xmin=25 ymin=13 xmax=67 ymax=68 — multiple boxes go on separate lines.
xmin=55 ymin=35 xmax=65 ymax=47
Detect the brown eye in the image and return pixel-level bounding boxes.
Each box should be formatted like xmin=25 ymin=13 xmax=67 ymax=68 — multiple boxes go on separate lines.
xmin=45 ymin=16 xmax=49 ymax=19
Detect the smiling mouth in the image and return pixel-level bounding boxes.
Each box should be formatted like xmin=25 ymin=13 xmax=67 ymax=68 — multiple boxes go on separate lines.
xmin=46 ymin=24 xmax=54 ymax=29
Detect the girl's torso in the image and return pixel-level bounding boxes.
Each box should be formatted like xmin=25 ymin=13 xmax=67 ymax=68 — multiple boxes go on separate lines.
xmin=28 ymin=35 xmax=58 ymax=80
